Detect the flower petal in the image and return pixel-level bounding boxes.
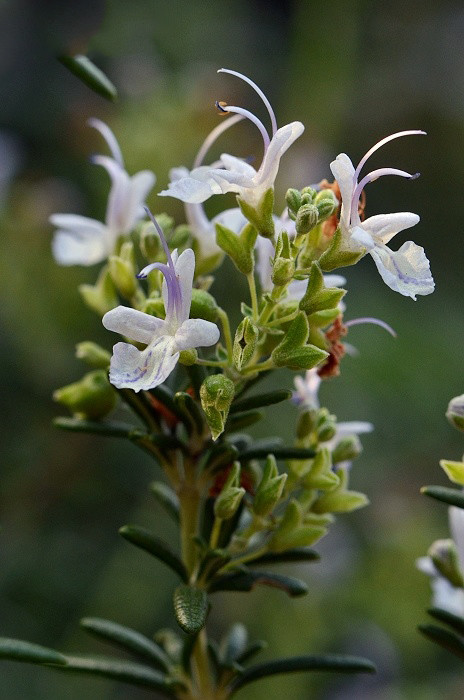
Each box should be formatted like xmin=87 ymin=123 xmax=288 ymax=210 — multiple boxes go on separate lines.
xmin=369 ymin=241 xmax=435 ymax=299
xmin=123 ymin=170 xmax=156 ymax=230
xmin=329 ymin=153 xmax=356 ymax=228
xmin=336 ymin=421 xmax=374 ymax=437
xmin=159 ymin=165 xmax=225 ymax=203
xmin=254 ymin=121 xmax=304 ymax=193
xmin=220 ymin=153 xmax=257 ymax=177
xmin=103 ymin=306 xmax=166 ymax=344
xmin=51 ymin=215 xmax=109 ymax=266
xmin=175 ymin=318 xmax=220 ymax=351
xmin=109 ymin=337 xmax=179 ymax=392
xmin=362 ymin=212 xmax=420 ymax=245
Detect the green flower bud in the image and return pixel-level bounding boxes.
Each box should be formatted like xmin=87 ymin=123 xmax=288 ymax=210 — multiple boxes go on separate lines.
xmin=233 ymin=317 xmax=259 ymax=371
xmin=312 ymin=468 xmax=369 ymax=513
xmin=269 ymin=500 xmax=326 ymax=552
xmin=75 ymin=341 xmax=111 ymax=369
xmin=214 ymin=462 xmax=246 ymax=520
xmin=303 ymin=448 xmax=339 ymax=491
xmin=285 ymin=188 xmax=302 ymax=218
xmin=190 ymin=289 xmax=219 ymax=323
xmin=142 ymin=297 xmax=165 ymax=318
xmin=109 ymin=243 xmax=137 ymax=299
xmin=253 ymin=454 xmax=288 ymax=517
xmin=332 ymin=436 xmax=362 ymax=464
xmin=272 ymin=257 xmax=295 ymax=286
xmin=440 ymin=459 xmax=464 ymax=486
xmin=317 ymin=421 xmax=337 ymax=442
xmin=53 ymin=370 xmax=117 ymax=420
xmin=178 ymin=348 xmax=198 ymax=366
xmin=446 ymin=395 xmax=464 ymax=433
xmin=301 ymin=186 xmax=317 ymax=201
xmin=200 ymin=374 xmax=235 ymax=441
xmin=140 ymin=220 xmax=160 ymax=261
xmin=295 ymin=203 xmax=318 ymax=235
xmin=429 ymin=538 xmax=464 ymax=588
xmin=296 ymin=409 xmax=316 ymax=439
xmin=315 ymin=189 xmax=338 ymax=222
xmin=170 ymin=223 xmax=191 ymax=249
xmin=79 ymin=265 xmax=118 ymax=316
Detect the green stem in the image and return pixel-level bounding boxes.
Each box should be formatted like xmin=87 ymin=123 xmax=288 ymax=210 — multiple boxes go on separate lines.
xmin=257 ymin=283 xmax=287 ymax=325
xmin=218 ymin=545 xmax=269 ymax=574
xmin=242 ymin=358 xmax=274 ymax=375
xmin=218 ymin=308 xmax=233 ymax=364
xmin=266 ymin=310 xmax=298 ymax=328
xmin=209 ymin=516 xmax=223 ymax=550
xmin=247 ymin=273 xmax=259 ymax=321
xmin=196 ymin=358 xmax=228 ymax=368
xmin=178 ymin=460 xmax=201 ymax=578
xmin=192 ymin=628 xmax=215 ymax=699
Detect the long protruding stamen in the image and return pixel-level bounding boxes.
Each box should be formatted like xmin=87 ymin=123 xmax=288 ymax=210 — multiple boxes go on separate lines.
xmin=351 ymin=168 xmax=419 ymax=224
xmin=218 ymin=67 xmax=278 ymax=136
xmin=193 ymin=114 xmax=244 ymax=168
xmin=354 ymin=130 xmax=426 ymax=180
xmin=143 ymin=206 xmax=176 ymax=270
xmin=215 ymin=101 xmax=270 ymax=151
xmin=345 ymin=317 xmax=397 ymax=338
xmin=88 ymin=118 xmax=124 ymax=168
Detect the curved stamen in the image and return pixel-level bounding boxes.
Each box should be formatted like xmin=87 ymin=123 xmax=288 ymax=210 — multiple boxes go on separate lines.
xmin=354 ymin=130 xmax=426 ymax=180
xmin=88 ymin=118 xmax=124 ymax=168
xmin=351 ymin=168 xmax=419 ymax=224
xmin=218 ymin=67 xmax=278 ymax=136
xmin=193 ymin=114 xmax=244 ymax=168
xmin=345 ymin=317 xmax=397 ymax=337
xmin=215 ymin=101 xmax=270 ymax=152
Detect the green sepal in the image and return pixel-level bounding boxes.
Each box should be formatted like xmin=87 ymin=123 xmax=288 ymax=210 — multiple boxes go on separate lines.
xmin=253 ymin=454 xmax=287 ymax=517
xmin=418 ymin=624 xmax=464 ymax=661
xmin=80 ymin=618 xmax=171 ymax=671
xmin=427 ymin=607 xmax=464 ymax=636
xmin=237 ymin=188 xmax=274 ymax=238
xmin=214 ymin=463 xmax=246 ymax=520
xmin=149 ymin=482 xmax=180 ymax=523
xmin=53 ymin=370 xmax=117 ymax=420
xmin=173 ymin=585 xmax=208 ymax=635
xmin=230 ymin=389 xmax=292 ymax=414
xmin=312 ymin=488 xmax=369 ymax=514
xmin=75 ymin=341 xmax=111 ymax=368
xmin=302 ymin=448 xmax=340 ymax=491
xmin=109 ymin=241 xmax=138 ymax=299
xmin=119 ymin=525 xmax=188 ymax=582
xmin=272 ymin=312 xmax=328 ymax=370
xmin=58 ymin=54 xmax=117 ymax=101
xmin=318 ymin=228 xmax=364 ymax=271
xmin=79 ymin=265 xmax=118 ymax=316
xmin=0 ymin=638 xmax=66 ymax=665
xmin=190 ymin=288 xmax=219 ymax=322
xmin=270 ymin=500 xmax=327 ymax=551
xmin=428 ymin=539 xmax=464 ymax=587
xmin=307 ymin=308 xmax=341 ymax=328
xmin=299 ymin=262 xmax=346 ymax=315
xmin=216 ymin=221 xmax=257 ymax=275
xmin=200 ymin=375 xmax=235 ymax=441
xmin=440 ymin=460 xmax=464 ymax=486
xmin=233 ymin=318 xmax=259 ymax=371
xmin=209 ymin=568 xmax=308 ymax=597
xmin=229 ymin=654 xmax=376 ymax=695
xmin=420 ymin=485 xmax=464 ymax=509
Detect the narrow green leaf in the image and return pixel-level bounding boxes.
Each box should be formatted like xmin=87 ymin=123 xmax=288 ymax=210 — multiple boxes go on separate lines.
xmin=173 ymin=585 xmax=208 ymax=635
xmin=53 ymin=416 xmax=137 ymax=438
xmin=225 ymin=410 xmax=264 ymax=432
xmin=230 ymin=390 xmax=292 ymax=414
xmin=418 ymin=623 xmax=464 ymax=660
xmin=209 ymin=569 xmax=308 ymax=597
xmin=0 ymin=638 xmax=66 ymax=665
xmin=421 ymin=486 xmax=464 ymax=509
xmin=149 ymin=482 xmax=180 ymax=523
xmin=174 ymin=392 xmax=204 ymax=435
xmin=57 ymin=654 xmax=176 ymax=694
xmin=239 ymin=446 xmax=316 ymax=461
xmin=230 ymin=654 xmax=376 ymax=694
xmin=58 ymin=55 xmax=117 ymax=102
xmin=80 ymin=618 xmax=171 ymax=671
xmin=236 ymin=640 xmax=267 ymax=666
xmin=427 ymin=608 xmax=464 ymax=636
xmin=119 ymin=526 xmax=188 ymax=582
xmin=202 ymin=442 xmax=239 ymax=474
xmin=249 ymin=548 xmax=320 ymax=565
xmin=117 ymin=388 xmax=160 ymax=431
xmin=150 ymin=385 xmax=183 ymax=421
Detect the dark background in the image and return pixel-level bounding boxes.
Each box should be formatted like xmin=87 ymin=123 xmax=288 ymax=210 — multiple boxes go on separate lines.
xmin=1 ymin=0 xmax=464 ymax=697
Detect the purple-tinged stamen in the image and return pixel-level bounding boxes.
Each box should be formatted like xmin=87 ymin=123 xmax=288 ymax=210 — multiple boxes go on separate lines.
xmin=137 ymin=207 xmax=183 ymax=321
xmin=218 ymin=68 xmax=278 ymax=136
xmin=350 ymin=168 xmax=419 ymax=225
xmin=88 ymin=118 xmax=124 ymax=168
xmin=215 ymin=101 xmax=270 ymax=152
xmin=354 ymin=130 xmax=426 ymax=180
xmin=345 ymin=317 xmax=397 ymax=338
xmin=193 ymin=113 xmax=244 ymax=169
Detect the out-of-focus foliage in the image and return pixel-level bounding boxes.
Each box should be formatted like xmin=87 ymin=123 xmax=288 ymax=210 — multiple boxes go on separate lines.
xmin=1 ymin=0 xmax=464 ymax=697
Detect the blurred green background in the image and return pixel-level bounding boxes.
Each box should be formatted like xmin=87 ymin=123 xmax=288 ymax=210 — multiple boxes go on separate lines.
xmin=1 ymin=0 xmax=464 ymax=697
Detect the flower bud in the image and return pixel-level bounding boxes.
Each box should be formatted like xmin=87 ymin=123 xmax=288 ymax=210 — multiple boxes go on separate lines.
xmin=178 ymin=348 xmax=198 ymax=366
xmin=295 ymin=203 xmax=318 ymax=235
xmin=296 ymin=409 xmax=316 ymax=439
xmin=271 ymin=257 xmax=295 ymax=286
xmin=190 ymin=289 xmax=219 ymax=323
xmin=53 ymin=370 xmax=117 ymax=420
xmin=200 ymin=374 xmax=235 ymax=440
xmin=440 ymin=459 xmax=464 ymax=486
xmin=214 ymin=462 xmax=245 ymax=520
xmin=285 ymin=188 xmax=301 ymax=218
xmin=75 ymin=341 xmax=111 ymax=369
xmin=315 ymin=189 xmax=338 ymax=222
xmin=269 ymin=500 xmax=327 ymax=551
xmin=142 ymin=297 xmax=165 ymax=318
xmin=109 ymin=242 xmax=137 ymax=298
xmin=79 ymin=265 xmax=118 ymax=316
xmin=253 ymin=455 xmax=287 ymax=517
xmin=429 ymin=538 xmax=464 ymax=588
xmin=332 ymin=436 xmax=362 ymax=464
xmin=140 ymin=220 xmax=160 ymax=261
xmin=170 ymin=224 xmax=191 ymax=249
xmin=233 ymin=317 xmax=259 ymax=371
xmin=317 ymin=421 xmax=337 ymax=442
xmin=446 ymin=395 xmax=464 ymax=433
xmin=302 ymin=448 xmax=339 ymax=491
